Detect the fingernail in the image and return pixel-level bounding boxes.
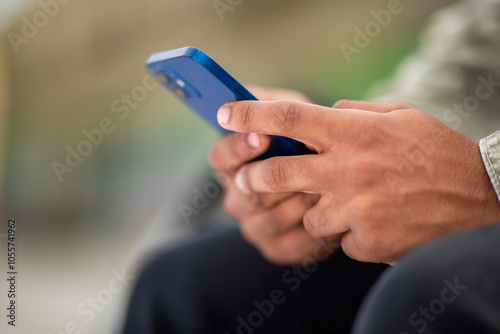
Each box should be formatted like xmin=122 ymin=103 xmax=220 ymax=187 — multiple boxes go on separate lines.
xmin=218 ymin=104 xmax=230 ymax=125
xmin=247 ymin=133 xmax=260 ymax=148
xmin=235 ymin=170 xmax=250 ymax=194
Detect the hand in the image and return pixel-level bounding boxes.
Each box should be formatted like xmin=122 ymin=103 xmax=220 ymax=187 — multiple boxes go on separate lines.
xmin=209 ymin=86 xmax=340 ymax=265
xmin=217 ymin=99 xmax=500 ymax=264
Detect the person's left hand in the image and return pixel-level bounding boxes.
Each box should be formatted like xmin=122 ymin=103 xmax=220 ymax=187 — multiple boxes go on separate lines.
xmin=210 ymin=85 xmax=340 ymax=265
xmin=217 ymin=99 xmax=500 ymax=264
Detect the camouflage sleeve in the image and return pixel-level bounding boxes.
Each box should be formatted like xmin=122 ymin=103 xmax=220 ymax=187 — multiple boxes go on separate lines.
xmin=480 ymin=131 xmax=500 ymax=203
xmin=369 ymin=0 xmax=500 ymax=202
xmin=369 ymin=0 xmax=500 ymax=142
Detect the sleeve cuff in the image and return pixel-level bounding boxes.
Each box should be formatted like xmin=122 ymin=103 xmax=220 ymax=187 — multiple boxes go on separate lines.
xmin=479 ymin=131 xmax=500 ymax=203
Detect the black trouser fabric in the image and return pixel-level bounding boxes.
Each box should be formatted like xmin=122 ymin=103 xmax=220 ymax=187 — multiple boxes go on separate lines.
xmin=122 ymin=225 xmax=387 ymax=334
xmin=123 ymin=223 xmax=500 ymax=334
xmin=352 ymin=223 xmax=500 ymax=334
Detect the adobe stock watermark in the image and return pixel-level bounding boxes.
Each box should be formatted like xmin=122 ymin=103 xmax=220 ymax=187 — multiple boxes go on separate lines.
xmin=340 ymin=0 xmax=411 ymax=64
xmin=47 ymin=267 xmax=134 ymax=334
xmin=213 ymin=0 xmax=244 ymax=22
xmin=51 ymin=75 xmax=159 ymax=182
xmin=7 ymin=0 xmax=73 ymax=54
xmin=224 ymin=238 xmax=339 ymax=334
xmin=443 ymin=74 xmax=500 ymax=130
xmin=178 ymin=171 xmax=230 ymax=224
xmin=399 ymin=276 xmax=467 ymax=334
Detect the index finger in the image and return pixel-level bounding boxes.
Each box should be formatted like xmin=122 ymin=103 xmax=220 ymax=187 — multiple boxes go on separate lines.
xmin=217 ymin=101 xmax=346 ymax=149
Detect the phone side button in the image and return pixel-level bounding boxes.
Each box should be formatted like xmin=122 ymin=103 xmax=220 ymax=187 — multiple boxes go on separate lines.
xmin=233 ymin=85 xmax=254 ymax=101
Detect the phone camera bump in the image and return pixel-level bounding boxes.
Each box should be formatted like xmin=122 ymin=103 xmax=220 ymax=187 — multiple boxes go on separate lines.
xmin=154 ymin=72 xmax=172 ymax=86
xmin=173 ymin=86 xmax=189 ymax=100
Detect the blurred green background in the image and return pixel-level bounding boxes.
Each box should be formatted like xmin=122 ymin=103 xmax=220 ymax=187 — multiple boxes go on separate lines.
xmin=0 ymin=0 xmax=457 ymax=333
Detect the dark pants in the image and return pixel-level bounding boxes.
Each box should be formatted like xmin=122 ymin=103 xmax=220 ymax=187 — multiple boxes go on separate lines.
xmin=123 ymin=224 xmax=500 ymax=334
xmin=352 ymin=223 xmax=500 ymax=334
xmin=122 ymin=225 xmax=387 ymax=334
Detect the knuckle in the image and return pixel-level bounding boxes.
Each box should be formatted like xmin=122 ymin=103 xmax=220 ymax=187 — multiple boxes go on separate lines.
xmin=248 ymin=193 xmax=264 ymax=208
xmin=346 ymin=196 xmax=387 ymax=257
xmin=263 ymin=213 xmax=285 ymax=237
xmin=208 ymin=135 xmax=248 ymax=172
xmin=332 ymin=99 xmax=351 ymax=108
xmin=228 ymin=134 xmax=247 ymax=163
xmin=302 ymin=211 xmax=315 ymax=234
xmin=344 ymin=159 xmax=377 ymax=186
xmin=272 ymin=102 xmax=301 ymax=131
xmin=235 ymin=102 xmax=254 ymax=129
xmin=303 ymin=209 xmax=328 ymax=238
xmin=262 ymin=159 xmax=289 ymax=192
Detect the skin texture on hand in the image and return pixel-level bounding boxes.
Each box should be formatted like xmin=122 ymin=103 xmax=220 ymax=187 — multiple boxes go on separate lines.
xmin=217 ymin=99 xmax=500 ymax=264
xmin=209 ymin=86 xmax=340 ymax=265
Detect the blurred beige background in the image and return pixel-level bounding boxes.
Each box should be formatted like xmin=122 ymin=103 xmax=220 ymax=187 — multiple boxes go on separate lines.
xmin=0 ymin=0 xmax=457 ymax=333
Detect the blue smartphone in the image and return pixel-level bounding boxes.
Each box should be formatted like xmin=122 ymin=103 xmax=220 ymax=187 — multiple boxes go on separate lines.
xmin=146 ymin=47 xmax=311 ymax=159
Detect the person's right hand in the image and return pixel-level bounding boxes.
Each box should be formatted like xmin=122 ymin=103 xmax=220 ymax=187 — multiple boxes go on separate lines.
xmin=209 ymin=86 xmax=341 ymax=265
